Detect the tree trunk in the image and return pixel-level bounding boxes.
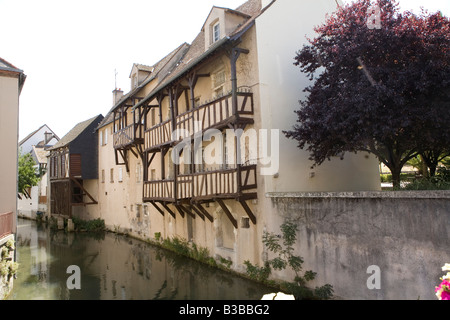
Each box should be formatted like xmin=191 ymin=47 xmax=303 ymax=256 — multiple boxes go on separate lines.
xmin=391 ymin=167 xmax=402 ymax=189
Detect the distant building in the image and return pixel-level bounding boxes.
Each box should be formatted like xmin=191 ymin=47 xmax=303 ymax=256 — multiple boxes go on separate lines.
xmin=18 ymin=125 xmax=59 ymax=220
xmin=19 ymin=124 xmax=59 ymax=155
xmin=47 ymin=115 xmax=103 ymax=218
xmin=0 ymin=57 xmax=26 ymax=298
xmin=93 ymin=0 xmax=380 ymax=271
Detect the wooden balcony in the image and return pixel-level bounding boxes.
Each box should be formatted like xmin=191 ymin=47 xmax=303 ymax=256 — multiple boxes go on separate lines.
xmin=143 ymin=179 xmax=175 ymax=202
xmin=184 ymin=90 xmax=254 ymax=134
xmin=144 ymin=91 xmax=254 ymax=152
xmin=0 ymin=212 xmax=14 ymax=238
xmin=113 ymin=123 xmax=145 ymax=150
xmin=143 ymin=165 xmax=257 ymax=203
xmin=144 ymin=119 xmax=174 ymax=152
xmin=191 ymin=165 xmax=257 ymax=201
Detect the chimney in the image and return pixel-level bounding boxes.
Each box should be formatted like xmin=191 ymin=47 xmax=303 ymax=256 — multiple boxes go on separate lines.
xmin=113 ymin=88 xmax=124 ymax=106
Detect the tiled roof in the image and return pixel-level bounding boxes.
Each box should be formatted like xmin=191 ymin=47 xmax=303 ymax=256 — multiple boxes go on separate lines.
xmin=97 ymin=42 xmax=190 ymax=130
xmin=133 ymin=0 xmax=263 ymax=110
xmin=19 ymin=124 xmax=59 ymax=146
xmin=0 ymin=57 xmax=23 ymax=73
xmin=49 ymin=114 xmax=104 ymax=150
xmin=32 ymin=145 xmax=49 ymax=164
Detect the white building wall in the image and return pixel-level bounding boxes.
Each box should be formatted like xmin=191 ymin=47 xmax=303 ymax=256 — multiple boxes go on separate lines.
xmin=0 ymin=75 xmax=19 ymax=221
xmin=255 ymin=0 xmax=381 ymax=193
xmin=19 ymin=125 xmax=57 ymax=155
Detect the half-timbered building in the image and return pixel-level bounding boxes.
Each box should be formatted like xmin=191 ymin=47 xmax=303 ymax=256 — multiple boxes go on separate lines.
xmin=96 ymin=0 xmax=381 ymax=269
xmin=48 ymin=114 xmax=104 ymax=218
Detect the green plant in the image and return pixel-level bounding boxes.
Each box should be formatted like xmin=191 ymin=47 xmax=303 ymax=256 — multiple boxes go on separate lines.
xmin=244 ymin=260 xmax=272 ymax=283
xmin=154 ymin=232 xmax=162 ymax=242
xmin=0 ymin=260 xmax=18 ymax=280
xmin=159 ymin=237 xmax=220 ymax=268
xmin=218 ymin=257 xmax=233 ymax=269
xmin=245 ymin=221 xmax=334 ymax=300
xmin=7 ymin=261 xmax=18 ymax=278
xmin=5 ymin=239 xmax=15 ymax=251
xmin=402 ymin=172 xmax=450 ymax=191
xmin=18 ymin=151 xmax=40 ymax=196
xmin=0 ymin=247 xmax=9 ymax=259
xmin=72 ymin=218 xmax=105 ymax=232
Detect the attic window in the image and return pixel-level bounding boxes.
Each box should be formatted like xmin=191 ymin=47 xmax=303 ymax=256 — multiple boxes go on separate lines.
xmin=213 ymin=21 xmax=221 ymax=43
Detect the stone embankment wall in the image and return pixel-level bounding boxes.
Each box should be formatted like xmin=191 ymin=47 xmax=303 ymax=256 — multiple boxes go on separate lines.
xmin=266 ymin=191 xmax=450 ymax=300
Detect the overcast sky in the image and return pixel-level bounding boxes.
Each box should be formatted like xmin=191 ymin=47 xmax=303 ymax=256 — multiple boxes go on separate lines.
xmin=1 ymin=0 xmax=449 ymax=141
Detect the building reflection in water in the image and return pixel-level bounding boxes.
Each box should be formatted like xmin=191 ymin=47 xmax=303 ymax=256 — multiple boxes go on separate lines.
xmin=10 ymin=219 xmax=272 ymax=300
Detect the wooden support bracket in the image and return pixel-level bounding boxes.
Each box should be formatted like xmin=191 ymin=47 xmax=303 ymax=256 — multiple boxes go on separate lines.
xmin=239 ymin=200 xmax=256 ymax=225
xmin=160 ymin=203 xmax=176 ymax=219
xmin=194 ymin=203 xmax=214 ymax=223
xmin=189 ymin=205 xmax=206 ymax=221
xmin=216 ymin=199 xmax=238 ymax=229
xmin=177 ymin=204 xmax=196 ymax=219
xmin=149 ymin=201 xmax=165 ymax=217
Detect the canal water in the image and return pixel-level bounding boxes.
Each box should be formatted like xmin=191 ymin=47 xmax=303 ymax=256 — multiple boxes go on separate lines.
xmin=8 ymin=219 xmax=274 ymax=300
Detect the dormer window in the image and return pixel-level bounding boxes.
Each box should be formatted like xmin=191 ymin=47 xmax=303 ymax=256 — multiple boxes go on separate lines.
xmin=212 ymin=21 xmax=221 ymax=43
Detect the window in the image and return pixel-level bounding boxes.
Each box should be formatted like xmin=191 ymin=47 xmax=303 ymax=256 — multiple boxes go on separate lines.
xmin=213 ymin=21 xmax=220 ymax=43
xmin=213 ymin=70 xmax=226 ymax=98
xmin=110 ymin=168 xmax=114 ymax=183
xmin=118 ymin=167 xmax=123 ymax=182
xmin=241 ymin=217 xmax=250 ymax=229
xmin=101 ymin=170 xmax=105 ymax=183
xmin=100 ymin=129 xmax=108 ymax=146
xmin=104 ymin=128 xmax=108 ymax=145
xmin=150 ymin=169 xmax=156 ymax=181
xmin=151 ymin=108 xmax=156 ymax=127
xmin=136 ymin=163 xmax=142 ymax=183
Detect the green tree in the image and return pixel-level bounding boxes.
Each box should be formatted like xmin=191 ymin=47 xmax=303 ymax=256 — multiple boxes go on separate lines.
xmin=284 ymin=0 xmax=450 ymax=188
xmin=18 ymin=152 xmax=39 ymax=198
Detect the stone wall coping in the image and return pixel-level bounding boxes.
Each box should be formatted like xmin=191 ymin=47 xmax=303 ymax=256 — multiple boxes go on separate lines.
xmin=266 ymin=190 xmax=450 ymax=199
xmin=0 ymin=234 xmax=14 ymax=247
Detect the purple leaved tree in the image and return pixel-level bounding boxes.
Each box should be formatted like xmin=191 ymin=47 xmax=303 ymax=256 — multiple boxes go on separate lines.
xmin=284 ymin=0 xmax=450 ymax=188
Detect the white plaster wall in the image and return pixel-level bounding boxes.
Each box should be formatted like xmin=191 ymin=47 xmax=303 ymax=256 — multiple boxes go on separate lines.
xmin=0 ymin=75 xmax=19 ymax=220
xmin=20 ymin=125 xmax=57 ymax=155
xmin=255 ymin=0 xmax=381 ymax=193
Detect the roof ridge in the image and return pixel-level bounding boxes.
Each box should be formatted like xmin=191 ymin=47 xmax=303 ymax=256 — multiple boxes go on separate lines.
xmin=49 ymin=114 xmax=103 ymax=150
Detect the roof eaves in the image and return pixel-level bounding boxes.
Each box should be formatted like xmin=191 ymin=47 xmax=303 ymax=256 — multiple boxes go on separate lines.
xmin=133 ymin=36 xmax=231 ymax=111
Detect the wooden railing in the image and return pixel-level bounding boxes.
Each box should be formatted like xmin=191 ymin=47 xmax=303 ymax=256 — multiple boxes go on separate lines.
xmin=0 ymin=212 xmax=13 ymax=238
xmin=143 ymin=180 xmax=175 ymax=202
xmin=178 ymin=91 xmax=254 ymax=136
xmin=191 ymin=164 xmax=257 ymax=200
xmin=144 ymin=91 xmax=254 ymax=151
xmin=144 ymin=119 xmax=173 ymax=152
xmin=143 ymin=165 xmax=257 ymax=202
xmin=113 ymin=124 xmax=135 ymax=149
